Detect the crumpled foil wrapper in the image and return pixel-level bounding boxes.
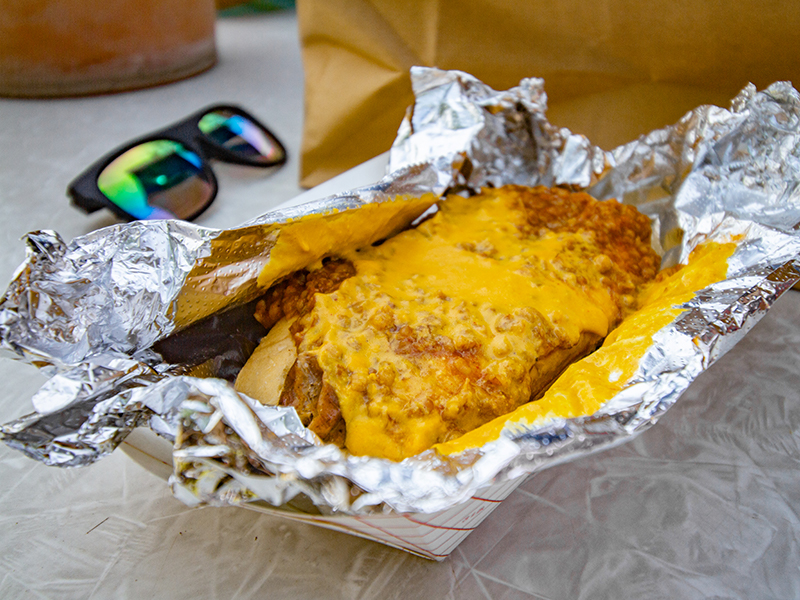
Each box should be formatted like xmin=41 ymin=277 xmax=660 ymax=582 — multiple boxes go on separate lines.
xmin=2 ymin=67 xmax=800 ymax=515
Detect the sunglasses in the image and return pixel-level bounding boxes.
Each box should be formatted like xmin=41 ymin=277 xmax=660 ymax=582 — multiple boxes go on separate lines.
xmin=67 ymin=104 xmax=287 ymax=222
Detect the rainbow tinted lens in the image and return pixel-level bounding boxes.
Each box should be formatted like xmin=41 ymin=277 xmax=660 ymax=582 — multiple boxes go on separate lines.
xmin=198 ymin=109 xmax=285 ymax=164
xmin=97 ymin=140 xmax=214 ymax=220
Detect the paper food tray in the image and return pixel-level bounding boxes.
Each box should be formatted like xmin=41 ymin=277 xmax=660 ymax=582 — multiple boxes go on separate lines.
xmin=121 ymin=428 xmax=523 ymax=560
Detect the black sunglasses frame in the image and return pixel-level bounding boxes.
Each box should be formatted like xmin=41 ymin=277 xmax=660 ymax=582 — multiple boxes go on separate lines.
xmin=67 ymin=104 xmax=288 ymax=222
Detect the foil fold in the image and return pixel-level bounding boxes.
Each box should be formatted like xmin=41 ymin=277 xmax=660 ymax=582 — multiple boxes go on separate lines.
xmin=2 ymin=67 xmax=800 ymax=515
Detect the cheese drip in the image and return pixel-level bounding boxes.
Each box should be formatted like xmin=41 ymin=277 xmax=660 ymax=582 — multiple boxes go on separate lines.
xmin=434 ymin=238 xmax=738 ymax=455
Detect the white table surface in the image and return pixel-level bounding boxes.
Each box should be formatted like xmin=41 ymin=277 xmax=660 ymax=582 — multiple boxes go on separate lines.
xmin=1 ymin=9 xmax=799 ymax=600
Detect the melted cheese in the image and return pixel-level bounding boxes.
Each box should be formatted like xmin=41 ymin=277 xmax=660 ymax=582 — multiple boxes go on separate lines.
xmin=295 ymin=190 xmax=655 ymax=460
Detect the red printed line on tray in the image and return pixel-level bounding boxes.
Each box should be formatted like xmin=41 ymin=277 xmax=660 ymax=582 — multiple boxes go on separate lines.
xmin=350 ymin=515 xmax=455 ymax=558
xmin=401 ymin=515 xmax=477 ymax=531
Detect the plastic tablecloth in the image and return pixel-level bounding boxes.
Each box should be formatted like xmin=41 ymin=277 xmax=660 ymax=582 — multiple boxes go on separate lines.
xmin=1 ymin=9 xmax=799 ymax=600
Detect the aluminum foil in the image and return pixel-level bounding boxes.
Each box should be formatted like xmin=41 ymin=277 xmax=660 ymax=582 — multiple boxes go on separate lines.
xmin=2 ymin=67 xmax=800 ymax=515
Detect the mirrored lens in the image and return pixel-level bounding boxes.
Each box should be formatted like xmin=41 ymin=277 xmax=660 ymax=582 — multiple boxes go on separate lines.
xmin=198 ymin=109 xmax=285 ymax=164
xmin=97 ymin=140 xmax=214 ymax=220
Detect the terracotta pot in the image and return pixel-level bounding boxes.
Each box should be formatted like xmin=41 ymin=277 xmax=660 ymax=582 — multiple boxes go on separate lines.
xmin=0 ymin=0 xmax=217 ymax=97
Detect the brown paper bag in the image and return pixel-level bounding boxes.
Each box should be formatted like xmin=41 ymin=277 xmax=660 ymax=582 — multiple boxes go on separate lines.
xmin=296 ymin=0 xmax=800 ymax=188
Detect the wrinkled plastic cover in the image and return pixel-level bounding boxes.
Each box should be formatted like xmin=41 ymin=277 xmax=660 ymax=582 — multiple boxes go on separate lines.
xmin=1 ymin=67 xmax=800 ymax=515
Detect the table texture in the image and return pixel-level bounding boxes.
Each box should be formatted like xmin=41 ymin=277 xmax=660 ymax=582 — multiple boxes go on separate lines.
xmin=1 ymin=9 xmax=798 ymax=600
